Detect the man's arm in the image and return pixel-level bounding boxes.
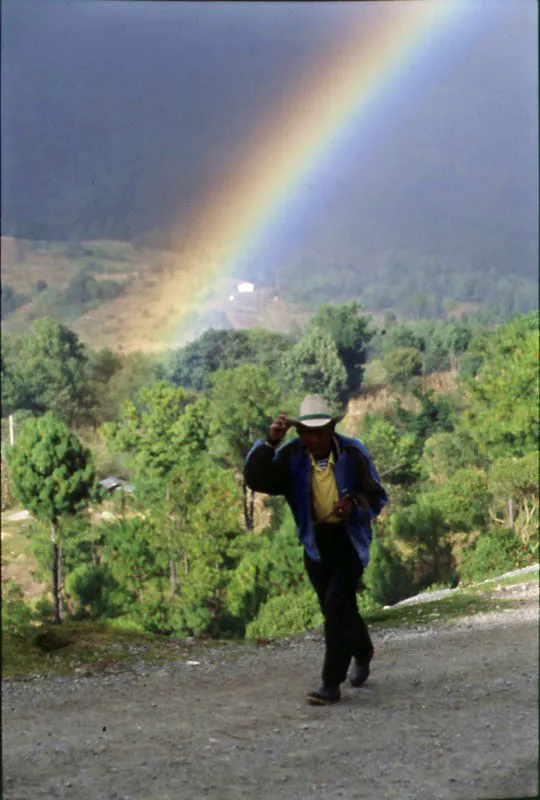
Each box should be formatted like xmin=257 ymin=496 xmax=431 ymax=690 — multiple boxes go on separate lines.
xmin=348 ymin=446 xmax=388 ymax=519
xmin=244 ymin=413 xmax=291 ymax=496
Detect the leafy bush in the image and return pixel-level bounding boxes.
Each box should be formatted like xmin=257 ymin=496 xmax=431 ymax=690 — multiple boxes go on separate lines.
xmin=364 ymin=536 xmax=416 ymax=606
xmin=137 ymin=598 xmax=190 ymax=636
xmin=65 ymin=563 xmax=125 ymax=619
xmin=1 ymin=285 xmax=29 ymax=316
xmin=246 ymin=588 xmax=323 ymax=639
xmin=458 ymin=527 xmax=529 ymax=584
xmin=2 ymin=579 xmax=34 ymax=636
xmin=64 ymin=272 xmax=124 ymax=307
xmin=357 ymin=590 xmax=382 ymax=615
xmin=34 ymin=596 xmax=55 ymax=621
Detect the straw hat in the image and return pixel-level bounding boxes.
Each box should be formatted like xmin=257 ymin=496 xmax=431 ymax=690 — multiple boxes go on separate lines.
xmin=286 ymin=395 xmax=344 ymax=428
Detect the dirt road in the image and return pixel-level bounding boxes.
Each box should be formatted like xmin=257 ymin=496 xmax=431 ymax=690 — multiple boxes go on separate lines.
xmin=2 ymin=590 xmax=538 ymax=800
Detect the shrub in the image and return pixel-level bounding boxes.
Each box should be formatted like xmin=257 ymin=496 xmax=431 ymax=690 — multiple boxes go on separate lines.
xmin=65 ymin=563 xmax=125 ymax=619
xmin=1 ymin=285 xmax=29 ymax=316
xmin=357 ymin=590 xmax=382 ymax=615
xmin=458 ymin=527 xmax=529 ymax=584
xmin=246 ymin=588 xmax=323 ymax=639
xmin=2 ymin=579 xmax=33 ymax=636
xmin=364 ymin=536 xmax=416 ymax=606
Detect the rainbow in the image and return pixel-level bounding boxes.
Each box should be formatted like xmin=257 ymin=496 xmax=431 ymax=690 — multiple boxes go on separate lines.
xmin=146 ymin=1 xmax=473 ymax=347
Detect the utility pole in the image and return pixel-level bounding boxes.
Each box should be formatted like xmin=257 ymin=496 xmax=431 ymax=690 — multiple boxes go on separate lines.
xmin=9 ymin=414 xmax=15 ymax=446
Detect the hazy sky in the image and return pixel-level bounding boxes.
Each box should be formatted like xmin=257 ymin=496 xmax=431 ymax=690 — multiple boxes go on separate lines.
xmin=1 ymin=1 xmax=538 ymax=279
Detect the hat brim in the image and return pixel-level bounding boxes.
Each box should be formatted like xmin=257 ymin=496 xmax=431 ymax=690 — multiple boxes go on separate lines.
xmin=285 ymin=414 xmax=344 ymax=429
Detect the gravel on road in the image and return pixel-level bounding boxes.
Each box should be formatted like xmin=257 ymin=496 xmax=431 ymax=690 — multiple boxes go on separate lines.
xmin=2 ymin=585 xmax=538 ymax=800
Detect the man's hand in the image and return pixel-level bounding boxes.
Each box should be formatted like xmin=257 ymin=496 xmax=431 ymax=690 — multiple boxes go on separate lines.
xmin=331 ymin=497 xmax=355 ymax=519
xmin=268 ymin=413 xmax=291 ymax=445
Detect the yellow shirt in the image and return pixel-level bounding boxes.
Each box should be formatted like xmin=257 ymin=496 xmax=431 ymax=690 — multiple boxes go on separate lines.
xmin=310 ymin=452 xmax=340 ymax=523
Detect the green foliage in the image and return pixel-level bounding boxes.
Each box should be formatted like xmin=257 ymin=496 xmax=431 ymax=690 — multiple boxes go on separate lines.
xmin=1 ymin=284 xmax=29 ymax=316
xmin=6 ymin=413 xmax=97 ymax=524
xmin=246 ymin=588 xmax=323 ymax=639
xmin=460 ymin=313 xmax=538 ymax=459
xmin=383 ymin=346 xmax=423 ymax=390
xmin=227 ymin=512 xmax=304 ymax=625
xmin=1 ymin=318 xmax=90 ymax=423
xmin=62 ymin=271 xmax=125 ymax=311
xmin=6 ymin=416 xmax=99 ymax=624
xmin=3 ymin=300 xmax=535 ymax=642
xmin=161 ymin=328 xmax=294 ymax=391
xmin=170 ymin=463 xmax=243 ymax=635
xmin=363 ymin=535 xmax=415 ymax=606
xmin=104 ymin=351 xmax=160 ymax=417
xmin=421 ymin=430 xmax=481 ymax=485
xmin=2 ymin=579 xmax=34 ymax=637
xmin=280 ymin=249 xmax=537 ymax=321
xmin=102 ymin=381 xmax=206 ymax=476
xmin=307 ymin=302 xmax=374 ymax=393
xmin=85 ymin=347 xmax=123 ymax=424
xmin=280 ymin=329 xmax=348 ymax=405
xmin=458 ymin=528 xmax=532 ymax=584
xmin=389 ymin=497 xmax=454 ymax=586
xmin=379 ymin=323 xmax=426 ymax=357
xmin=100 ymin=517 xmax=168 ymax=602
xmin=65 ymin=564 xmax=124 ymax=619
xmin=208 ymin=364 xmax=282 ymax=468
xmin=430 ymin=468 xmax=492 ymax=532
xmin=487 ymin=452 xmax=539 ymax=546
xmin=394 ymin=390 xmax=458 ymax=450
xmin=360 ymin=416 xmax=419 ymax=485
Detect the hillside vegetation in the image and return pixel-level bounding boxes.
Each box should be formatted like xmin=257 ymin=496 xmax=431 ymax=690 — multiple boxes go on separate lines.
xmin=2 ymin=302 xmax=537 ymax=657
xmin=2 ymin=235 xmax=537 ymax=354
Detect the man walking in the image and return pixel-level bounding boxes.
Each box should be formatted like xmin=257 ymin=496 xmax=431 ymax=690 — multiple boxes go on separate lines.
xmin=244 ymin=395 xmax=387 ymax=705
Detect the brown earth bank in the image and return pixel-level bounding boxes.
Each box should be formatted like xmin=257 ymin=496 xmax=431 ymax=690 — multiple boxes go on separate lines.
xmin=2 ymin=591 xmax=538 ymax=800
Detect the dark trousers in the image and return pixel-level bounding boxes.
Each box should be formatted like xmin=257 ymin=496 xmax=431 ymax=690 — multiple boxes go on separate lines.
xmin=304 ymin=522 xmax=373 ymax=689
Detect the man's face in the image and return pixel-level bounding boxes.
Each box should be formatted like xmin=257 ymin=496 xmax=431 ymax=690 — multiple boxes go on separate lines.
xmin=297 ymin=423 xmax=334 ymax=457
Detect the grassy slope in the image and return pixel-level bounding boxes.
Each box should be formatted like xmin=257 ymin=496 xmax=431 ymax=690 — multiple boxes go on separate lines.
xmin=3 ymin=568 xmax=537 ymax=680
xmin=1 ymin=237 xmax=313 ymax=352
xmin=1 ymin=514 xmax=47 ymax=600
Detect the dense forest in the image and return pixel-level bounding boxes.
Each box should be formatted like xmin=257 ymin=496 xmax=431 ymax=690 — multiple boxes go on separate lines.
xmin=2 ymin=303 xmax=538 ymax=640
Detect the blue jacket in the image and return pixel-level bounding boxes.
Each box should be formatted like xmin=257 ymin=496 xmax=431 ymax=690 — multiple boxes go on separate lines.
xmin=244 ymin=433 xmax=387 ymax=567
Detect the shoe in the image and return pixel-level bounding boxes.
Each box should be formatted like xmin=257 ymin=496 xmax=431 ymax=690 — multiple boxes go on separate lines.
xmin=349 ymin=648 xmax=374 ymax=688
xmin=306 ymin=685 xmax=341 ymax=705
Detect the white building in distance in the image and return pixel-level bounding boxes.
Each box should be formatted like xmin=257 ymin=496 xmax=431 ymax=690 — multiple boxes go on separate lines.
xmin=237 ymin=282 xmax=255 ymax=293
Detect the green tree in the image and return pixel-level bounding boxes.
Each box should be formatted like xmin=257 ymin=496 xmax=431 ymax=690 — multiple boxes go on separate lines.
xmin=227 ymin=511 xmax=305 ymax=627
xmin=105 ymin=351 xmax=160 ymax=417
xmin=389 ymin=498 xmax=454 ymax=587
xmin=162 ymin=329 xmax=255 ymax=391
xmin=360 ymin=416 xmax=419 ymax=485
xmin=281 ymin=329 xmax=348 ymax=405
xmin=85 ymin=347 xmax=123 ymax=424
xmin=101 ymin=517 xmax=168 ymax=607
xmin=421 ymin=430 xmax=481 ymax=486
xmin=488 ymin=452 xmax=539 ymax=549
xmin=380 ymin=323 xmax=426 ymax=359
xmin=307 ymin=302 xmax=374 ymax=393
xmin=1 ymin=319 xmax=90 ymax=424
xmin=174 ymin=463 xmax=243 ymax=636
xmin=363 ymin=535 xmax=415 ymax=606
xmin=207 ymin=364 xmax=283 ymax=530
xmin=393 ymin=390 xmax=458 ymax=453
xmin=102 ymin=381 xmax=208 ymax=477
xmin=383 ymin=346 xmax=423 ymax=390
xmin=460 ymin=313 xmax=538 ymax=459
xmin=432 ymin=468 xmax=492 ymax=532
xmin=6 ymin=413 xmax=97 ymax=623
